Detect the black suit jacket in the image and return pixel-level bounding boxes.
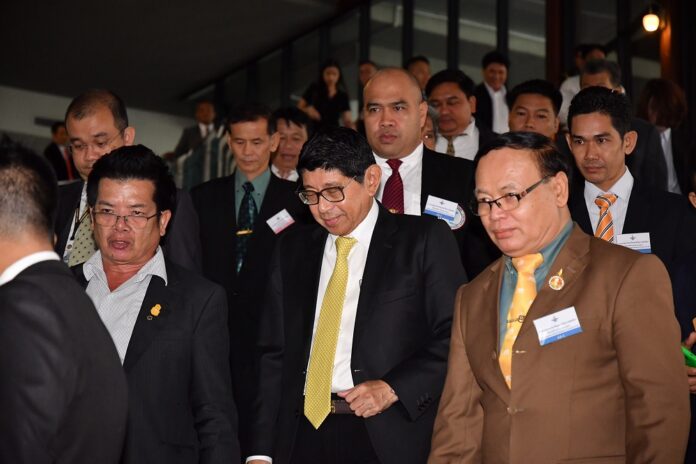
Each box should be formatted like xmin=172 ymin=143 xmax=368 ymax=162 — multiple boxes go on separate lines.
xmin=473 ymin=83 xmax=506 ymax=133
xmin=43 ymin=143 xmax=76 ymax=181
xmin=626 ymin=117 xmax=667 ymax=191
xmin=54 ymin=181 xmax=202 ymax=272
xmin=251 ymin=206 xmax=467 ymax=464
xmin=73 ymin=259 xmax=240 ymax=464
xmin=0 ymin=260 xmax=127 ymax=463
xmin=191 ymin=171 xmax=309 ymax=454
xmin=569 ymin=179 xmax=696 ymax=276
xmin=421 ymin=147 xmax=500 ymax=278
xmin=670 ymin=124 xmax=694 ymax=194
xmin=175 ymin=125 xmax=217 ymax=157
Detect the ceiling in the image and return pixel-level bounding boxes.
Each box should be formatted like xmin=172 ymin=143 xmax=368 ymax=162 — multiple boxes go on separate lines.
xmin=1 ymin=0 xmax=363 ymax=116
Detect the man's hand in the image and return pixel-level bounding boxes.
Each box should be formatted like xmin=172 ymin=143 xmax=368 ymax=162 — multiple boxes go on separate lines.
xmin=338 ymin=380 xmax=398 ymax=418
xmin=683 ymin=331 xmax=696 ymax=393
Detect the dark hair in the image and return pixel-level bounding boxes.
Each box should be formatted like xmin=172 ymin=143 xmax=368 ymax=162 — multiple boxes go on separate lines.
xmin=270 ymin=107 xmax=312 ymax=138
xmin=359 ymin=59 xmax=377 ymax=68
xmin=474 ymin=131 xmax=572 ymax=186
xmin=87 ymin=145 xmax=177 ymax=217
xmin=0 ymin=136 xmax=57 ymax=240
xmin=567 ymin=86 xmax=631 ymax=137
xmin=228 ymin=103 xmax=275 ymax=135
xmin=481 ymin=51 xmax=510 ymax=69
xmin=51 ymin=121 xmax=66 ymax=134
xmin=579 ymin=43 xmax=606 ymax=60
xmin=65 ymin=89 xmax=129 ymax=132
xmin=636 ymin=78 xmax=688 ymax=128
xmin=507 ymin=79 xmax=563 ymax=115
xmin=297 ymin=127 xmax=375 ymax=182
xmin=405 ymin=55 xmax=430 ymax=68
xmin=583 ymin=60 xmax=622 ymax=87
xmin=317 ymin=59 xmax=348 ymax=95
xmin=425 ymin=69 xmax=475 ymax=98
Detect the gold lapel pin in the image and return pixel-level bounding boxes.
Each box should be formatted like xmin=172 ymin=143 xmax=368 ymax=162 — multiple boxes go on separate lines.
xmin=548 ymin=269 xmax=564 ymax=291
xmin=147 ymin=304 xmax=162 ymax=320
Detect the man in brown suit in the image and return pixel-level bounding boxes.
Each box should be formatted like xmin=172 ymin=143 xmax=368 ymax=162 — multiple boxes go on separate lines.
xmin=429 ymin=131 xmax=689 ymax=463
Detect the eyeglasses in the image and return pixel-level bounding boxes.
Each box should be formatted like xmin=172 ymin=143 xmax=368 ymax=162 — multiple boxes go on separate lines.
xmin=471 ymin=176 xmax=551 ymax=217
xmin=92 ymin=211 xmax=159 ymax=229
xmin=297 ymin=178 xmax=355 ymax=205
xmin=69 ymin=131 xmax=123 ymax=155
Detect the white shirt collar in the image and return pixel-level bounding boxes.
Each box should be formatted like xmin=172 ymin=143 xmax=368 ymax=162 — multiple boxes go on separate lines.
xmin=373 ymin=143 xmax=424 ymax=169
xmin=584 ymin=167 xmax=634 ymax=202
xmin=326 ymin=199 xmax=379 ymax=249
xmin=270 ymin=163 xmax=299 ymax=182
xmin=83 ymin=246 xmax=168 ymax=287
xmin=0 ymin=251 xmax=60 ymax=286
xmin=484 ymin=82 xmax=507 ymax=97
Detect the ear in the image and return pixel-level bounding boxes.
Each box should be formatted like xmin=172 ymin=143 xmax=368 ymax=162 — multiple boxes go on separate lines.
xmin=158 ymin=210 xmax=172 ymax=237
xmin=418 ymin=100 xmax=428 ymax=129
xmin=269 ymin=131 xmax=280 ymax=153
xmin=689 ymin=192 xmax=696 ymax=209
xmin=551 ymin=171 xmax=570 ymax=207
xmin=364 ymin=164 xmax=382 ymax=197
xmin=622 ymin=130 xmax=638 ymax=156
xmin=552 ymin=116 xmax=560 ymax=136
xmin=469 ymin=95 xmax=477 ymax=113
xmin=123 ymin=126 xmax=136 ymax=146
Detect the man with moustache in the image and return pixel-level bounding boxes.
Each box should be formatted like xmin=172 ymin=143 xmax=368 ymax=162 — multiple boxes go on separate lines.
xmin=269 ymin=107 xmax=311 ymax=182
xmin=473 ymin=51 xmax=511 ymax=133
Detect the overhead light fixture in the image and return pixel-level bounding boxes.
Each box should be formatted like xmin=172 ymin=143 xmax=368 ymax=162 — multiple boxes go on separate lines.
xmin=642 ymin=4 xmax=661 ymax=32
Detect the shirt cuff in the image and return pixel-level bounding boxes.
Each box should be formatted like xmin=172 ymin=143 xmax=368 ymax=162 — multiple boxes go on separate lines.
xmin=246 ymin=455 xmax=272 ymax=463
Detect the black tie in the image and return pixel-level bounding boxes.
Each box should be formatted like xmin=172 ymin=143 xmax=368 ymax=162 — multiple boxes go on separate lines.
xmin=236 ymin=181 xmax=258 ymax=273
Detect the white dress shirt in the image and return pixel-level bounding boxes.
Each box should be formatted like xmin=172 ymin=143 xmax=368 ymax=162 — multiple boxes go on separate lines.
xmin=559 ymin=75 xmax=580 ymax=126
xmin=485 ymin=82 xmax=509 ymax=134
xmin=0 ymin=251 xmax=60 ymax=286
xmin=84 ymin=247 xmax=168 ymax=363
xmin=198 ymin=122 xmax=214 ymax=139
xmin=660 ymin=128 xmax=681 ymax=194
xmin=374 ymin=144 xmax=423 ymax=216
xmin=271 ymin=163 xmax=299 ymax=182
xmin=584 ymin=168 xmax=634 ymax=236
xmin=434 ymin=119 xmax=480 ymax=160
xmin=62 ymin=182 xmax=89 ymax=264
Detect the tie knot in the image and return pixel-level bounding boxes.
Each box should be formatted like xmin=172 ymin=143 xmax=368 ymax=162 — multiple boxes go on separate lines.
xmin=243 ymin=182 xmax=255 ymax=194
xmin=335 ymin=236 xmax=357 ymax=258
xmin=594 ymin=193 xmax=617 ymax=208
xmin=386 ymin=158 xmax=403 ymax=172
xmin=512 ymin=253 xmax=544 ymax=276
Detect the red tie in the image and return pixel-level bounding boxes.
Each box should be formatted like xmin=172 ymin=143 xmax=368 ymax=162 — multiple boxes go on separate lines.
xmin=382 ymin=159 xmax=404 ymax=214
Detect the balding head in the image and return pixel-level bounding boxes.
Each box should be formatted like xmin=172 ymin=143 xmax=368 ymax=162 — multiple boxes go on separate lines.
xmin=363 ymin=68 xmax=428 ymax=159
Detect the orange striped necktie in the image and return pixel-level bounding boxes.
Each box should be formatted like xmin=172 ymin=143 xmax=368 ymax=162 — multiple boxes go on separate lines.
xmin=594 ymin=193 xmax=618 ymax=242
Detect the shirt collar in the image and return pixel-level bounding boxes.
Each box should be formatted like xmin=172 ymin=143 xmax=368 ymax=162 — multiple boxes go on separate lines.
xmin=235 ymin=167 xmax=271 ymax=193
xmin=84 ymin=246 xmax=168 ymax=287
xmin=584 ymin=167 xmax=634 ymax=203
xmin=0 ymin=251 xmax=60 ymax=286
xmin=484 ymin=82 xmax=507 ymax=97
xmin=373 ymin=143 xmax=424 ymax=169
xmin=504 ymin=220 xmax=573 ymax=275
xmin=327 ymin=199 xmax=379 ymax=251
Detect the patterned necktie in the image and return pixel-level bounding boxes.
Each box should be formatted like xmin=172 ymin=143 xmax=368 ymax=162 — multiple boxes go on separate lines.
xmin=499 ymin=253 xmax=544 ymax=389
xmin=236 ymin=181 xmax=258 ymax=273
xmin=381 ymin=158 xmax=404 ymax=214
xmin=304 ymin=236 xmax=357 ymax=429
xmin=594 ymin=193 xmax=618 ymax=242
xmin=446 ymin=137 xmax=455 ymax=156
xmin=67 ymin=211 xmax=96 ymax=267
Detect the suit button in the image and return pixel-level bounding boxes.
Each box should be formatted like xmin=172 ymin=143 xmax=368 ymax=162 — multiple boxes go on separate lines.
xmin=507 ymin=407 xmax=524 ymax=415
xmin=491 ymin=351 xmax=497 ymax=360
xmin=513 ymin=350 xmax=527 ymax=354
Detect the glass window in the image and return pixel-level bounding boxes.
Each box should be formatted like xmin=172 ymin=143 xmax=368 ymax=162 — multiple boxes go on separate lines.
xmin=413 ymin=0 xmax=448 ymax=75
xmin=575 ymin=0 xmax=617 ymax=44
xmin=458 ymin=0 xmax=497 ymax=79
xmin=291 ymin=31 xmax=320 ymax=104
xmin=370 ymin=0 xmax=403 ymax=67
xmin=508 ymin=0 xmax=546 ymax=86
xmin=628 ymin=0 xmax=660 ymax=105
xmin=331 ymin=11 xmax=360 ymax=118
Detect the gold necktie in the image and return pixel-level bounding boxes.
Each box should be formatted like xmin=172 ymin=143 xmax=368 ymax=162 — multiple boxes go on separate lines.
xmin=67 ymin=212 xmax=97 ymax=267
xmin=446 ymin=136 xmax=455 ymax=156
xmin=594 ymin=193 xmax=618 ymax=242
xmin=304 ymin=236 xmax=356 ymax=429
xmin=499 ymin=253 xmax=543 ymax=389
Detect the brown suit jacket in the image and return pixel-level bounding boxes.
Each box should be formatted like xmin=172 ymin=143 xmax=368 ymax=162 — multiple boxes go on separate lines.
xmin=429 ymin=225 xmax=689 ymax=464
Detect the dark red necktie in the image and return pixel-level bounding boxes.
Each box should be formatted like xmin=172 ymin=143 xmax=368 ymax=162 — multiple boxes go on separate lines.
xmin=382 ymin=158 xmax=404 ymax=214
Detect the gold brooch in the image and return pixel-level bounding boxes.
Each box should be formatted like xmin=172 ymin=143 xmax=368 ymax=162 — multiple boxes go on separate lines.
xmin=548 ymin=269 xmax=564 ymax=291
xmin=147 ymin=304 xmax=162 ymax=320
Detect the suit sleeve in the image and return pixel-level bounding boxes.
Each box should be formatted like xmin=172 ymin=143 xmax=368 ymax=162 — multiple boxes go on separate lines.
xmin=427 ymin=285 xmax=484 ymax=463
xmin=191 ymin=284 xmax=241 ymax=464
xmin=382 ymin=220 xmax=468 ymax=421
xmin=162 ymin=189 xmax=202 ymax=273
xmin=0 ymin=283 xmax=78 ymax=464
xmin=174 ymin=128 xmax=191 ymax=156
xmin=613 ymin=253 xmax=690 ymax=462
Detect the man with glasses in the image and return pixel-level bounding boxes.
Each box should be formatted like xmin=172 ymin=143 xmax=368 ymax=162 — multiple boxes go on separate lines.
xmin=429 ymin=131 xmax=689 ymax=463
xmin=247 ymin=127 xmax=465 ymax=464
xmin=55 ymin=89 xmax=201 ymax=271
xmin=72 ymin=145 xmax=240 ymax=464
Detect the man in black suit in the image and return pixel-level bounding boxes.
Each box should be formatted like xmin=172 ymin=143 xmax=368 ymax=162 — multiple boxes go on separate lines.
xmin=580 ymin=59 xmax=668 ymax=191
xmin=473 ymin=51 xmax=510 ymax=134
xmin=191 ymin=104 xmax=308 ymax=456
xmin=170 ymin=100 xmax=218 ymax=158
xmin=247 ymin=127 xmax=466 ymax=464
xmin=363 ymin=67 xmax=498 ymax=278
xmin=56 ymin=89 xmax=201 ymax=271
xmin=43 ymin=121 xmax=77 ymax=181
xmin=0 ymin=138 xmax=127 ymax=463
xmin=73 ymin=146 xmax=239 ymax=464
xmin=566 ymin=86 xmax=696 ymax=277
xmin=426 ymin=68 xmax=497 ymax=160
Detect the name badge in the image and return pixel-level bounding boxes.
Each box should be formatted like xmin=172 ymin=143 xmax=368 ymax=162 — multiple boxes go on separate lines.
xmin=266 ymin=209 xmax=295 ymax=234
xmin=615 ymin=232 xmax=651 ymax=253
xmin=533 ymin=306 xmax=583 ymax=346
xmin=423 ymin=195 xmax=466 ymax=230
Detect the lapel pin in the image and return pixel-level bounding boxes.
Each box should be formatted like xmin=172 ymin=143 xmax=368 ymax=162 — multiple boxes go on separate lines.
xmin=548 ymin=269 xmax=564 ymax=291
xmin=148 ymin=304 xmax=162 ymax=320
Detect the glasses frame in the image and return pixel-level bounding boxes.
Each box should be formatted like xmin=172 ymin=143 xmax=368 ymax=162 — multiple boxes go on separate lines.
xmin=92 ymin=210 xmax=160 ymax=229
xmin=69 ymin=130 xmax=124 ymax=155
xmin=471 ymin=176 xmax=552 ymax=217
xmin=296 ymin=177 xmax=356 ymax=205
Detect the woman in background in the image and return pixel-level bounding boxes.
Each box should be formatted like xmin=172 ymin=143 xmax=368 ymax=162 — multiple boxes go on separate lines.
xmin=298 ymin=59 xmax=355 ymax=131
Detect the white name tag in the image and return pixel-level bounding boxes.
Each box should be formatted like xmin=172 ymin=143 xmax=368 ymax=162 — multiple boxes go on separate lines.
xmin=266 ymin=209 xmax=295 ymax=234
xmin=423 ymin=195 xmax=458 ymax=221
xmin=615 ymin=232 xmax=651 ymax=253
xmin=533 ymin=306 xmax=583 ymax=346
